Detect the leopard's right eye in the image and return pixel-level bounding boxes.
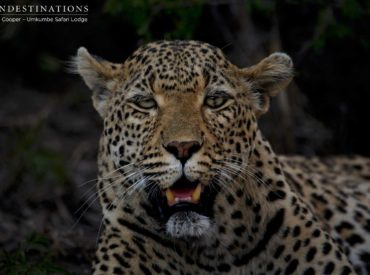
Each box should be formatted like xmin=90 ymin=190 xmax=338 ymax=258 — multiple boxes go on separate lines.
xmin=135 ymin=98 xmax=157 ymax=109
xmin=129 ymin=96 xmax=157 ymax=110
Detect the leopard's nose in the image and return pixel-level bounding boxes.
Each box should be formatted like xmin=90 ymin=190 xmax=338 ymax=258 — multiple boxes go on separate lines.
xmin=164 ymin=141 xmax=201 ymax=165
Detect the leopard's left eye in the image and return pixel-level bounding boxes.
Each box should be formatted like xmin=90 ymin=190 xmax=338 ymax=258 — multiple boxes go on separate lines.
xmin=204 ymin=93 xmax=230 ymax=109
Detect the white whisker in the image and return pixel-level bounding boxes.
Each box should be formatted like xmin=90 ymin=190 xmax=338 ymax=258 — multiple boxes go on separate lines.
xmin=77 ymin=162 xmax=136 ymax=187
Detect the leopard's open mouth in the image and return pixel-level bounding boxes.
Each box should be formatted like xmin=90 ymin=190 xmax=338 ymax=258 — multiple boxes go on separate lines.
xmin=147 ymin=176 xmax=219 ymax=222
xmin=164 ymin=178 xmax=203 ymax=206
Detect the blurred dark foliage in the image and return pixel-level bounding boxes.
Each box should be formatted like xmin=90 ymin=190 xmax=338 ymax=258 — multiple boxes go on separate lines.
xmin=1 ymin=0 xmax=370 ymax=273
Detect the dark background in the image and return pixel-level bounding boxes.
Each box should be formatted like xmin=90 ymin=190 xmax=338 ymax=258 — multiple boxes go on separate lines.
xmin=0 ymin=0 xmax=369 ymax=273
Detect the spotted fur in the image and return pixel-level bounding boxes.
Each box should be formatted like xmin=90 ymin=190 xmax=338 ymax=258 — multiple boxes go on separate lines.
xmin=74 ymin=40 xmax=370 ymax=274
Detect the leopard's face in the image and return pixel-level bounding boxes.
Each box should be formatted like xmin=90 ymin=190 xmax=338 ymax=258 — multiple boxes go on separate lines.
xmin=75 ymin=40 xmax=293 ymax=239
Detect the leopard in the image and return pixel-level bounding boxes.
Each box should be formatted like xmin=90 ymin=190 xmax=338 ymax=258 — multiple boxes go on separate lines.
xmin=73 ymin=40 xmax=370 ymax=274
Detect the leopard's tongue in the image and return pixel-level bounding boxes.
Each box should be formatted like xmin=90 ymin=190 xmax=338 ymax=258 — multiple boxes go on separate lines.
xmin=165 ymin=184 xmax=202 ymax=206
xmin=172 ymin=188 xmax=195 ymax=198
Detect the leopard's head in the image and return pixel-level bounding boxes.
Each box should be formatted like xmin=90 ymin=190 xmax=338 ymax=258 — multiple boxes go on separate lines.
xmin=74 ymin=40 xmax=293 ymax=240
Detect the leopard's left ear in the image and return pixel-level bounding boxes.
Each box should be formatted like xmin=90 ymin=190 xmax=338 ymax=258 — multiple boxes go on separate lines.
xmin=241 ymin=53 xmax=294 ymax=116
xmin=72 ymin=47 xmax=123 ymax=118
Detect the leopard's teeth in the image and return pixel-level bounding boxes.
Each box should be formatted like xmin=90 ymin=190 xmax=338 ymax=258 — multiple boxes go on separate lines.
xmin=191 ymin=183 xmax=202 ymax=203
xmin=166 ymin=189 xmax=175 ymax=204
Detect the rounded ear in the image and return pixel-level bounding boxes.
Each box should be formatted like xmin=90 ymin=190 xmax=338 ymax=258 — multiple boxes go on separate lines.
xmin=241 ymin=52 xmax=294 ymax=116
xmin=71 ymin=47 xmax=123 ymax=118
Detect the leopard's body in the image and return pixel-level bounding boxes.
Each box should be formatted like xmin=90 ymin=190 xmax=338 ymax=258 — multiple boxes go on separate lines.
xmin=74 ymin=40 xmax=370 ymax=274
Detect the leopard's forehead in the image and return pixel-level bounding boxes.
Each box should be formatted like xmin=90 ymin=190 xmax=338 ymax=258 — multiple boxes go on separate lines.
xmin=123 ymin=40 xmax=235 ymax=93
xmin=126 ymin=40 xmax=229 ymax=67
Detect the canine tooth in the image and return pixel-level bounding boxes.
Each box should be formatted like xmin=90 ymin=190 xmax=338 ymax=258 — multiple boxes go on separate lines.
xmin=192 ymin=184 xmax=202 ymax=202
xmin=166 ymin=189 xmax=174 ymax=204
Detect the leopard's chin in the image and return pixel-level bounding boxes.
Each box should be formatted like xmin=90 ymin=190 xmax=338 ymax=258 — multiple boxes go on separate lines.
xmin=165 ymin=211 xmax=211 ymax=238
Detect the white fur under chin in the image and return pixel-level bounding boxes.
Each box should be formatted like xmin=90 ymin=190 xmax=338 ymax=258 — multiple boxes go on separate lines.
xmin=165 ymin=211 xmax=211 ymax=239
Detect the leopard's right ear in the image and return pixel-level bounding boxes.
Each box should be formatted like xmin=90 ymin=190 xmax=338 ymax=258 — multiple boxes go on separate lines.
xmin=71 ymin=47 xmax=122 ymax=118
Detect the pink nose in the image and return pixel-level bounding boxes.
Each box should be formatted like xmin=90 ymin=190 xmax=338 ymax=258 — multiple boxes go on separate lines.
xmin=164 ymin=141 xmax=201 ymax=163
